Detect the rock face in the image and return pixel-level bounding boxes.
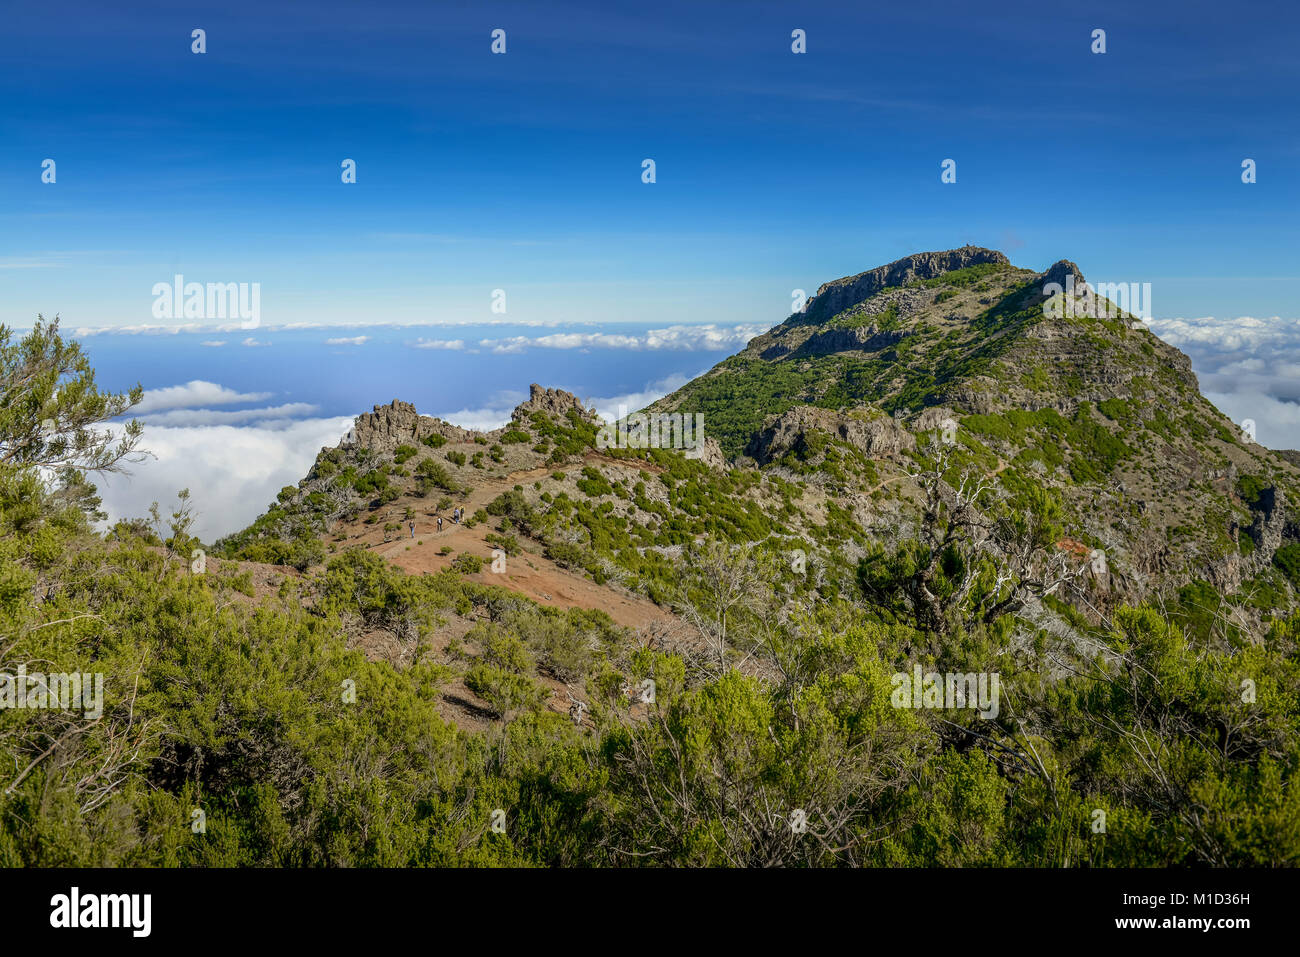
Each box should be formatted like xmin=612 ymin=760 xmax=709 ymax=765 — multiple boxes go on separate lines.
xmin=913 ymin=407 xmax=961 ymax=435
xmin=1208 ymin=549 xmax=1244 ymax=595
xmin=759 ymin=341 xmax=794 ymax=359
xmin=800 ymin=326 xmax=906 ymax=356
xmin=687 ymin=435 xmax=727 ymax=469
xmin=1034 ymin=259 xmax=1085 ymax=300
xmin=346 ymin=386 xmax=598 ymax=455
xmin=746 ymin=405 xmax=914 ymax=465
xmin=348 ymin=400 xmax=423 ymax=453
xmin=803 ymin=246 xmax=1008 ymax=323
xmin=347 ymin=400 xmax=476 ymax=452
xmin=511 ymin=384 xmax=597 ymax=423
xmin=1248 ymin=485 xmax=1287 ymax=571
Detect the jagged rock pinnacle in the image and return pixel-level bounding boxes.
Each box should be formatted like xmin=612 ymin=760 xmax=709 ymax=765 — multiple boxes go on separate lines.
xmin=511 ymin=384 xmax=597 ymax=422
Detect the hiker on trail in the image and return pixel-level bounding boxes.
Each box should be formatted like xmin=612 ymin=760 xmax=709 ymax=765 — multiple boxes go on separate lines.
xmin=409 ymin=521 xmax=415 ymax=539
xmin=437 ymin=515 xmax=443 ymax=532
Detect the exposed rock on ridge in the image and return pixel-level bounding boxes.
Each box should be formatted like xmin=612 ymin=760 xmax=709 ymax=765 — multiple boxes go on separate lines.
xmin=799 ymin=326 xmax=906 ymax=356
xmin=746 ymin=406 xmax=915 ymax=465
xmin=511 ymin=384 xmax=597 ymax=423
xmin=803 ymin=246 xmax=1009 ymax=323
xmin=344 ymin=385 xmax=601 ymax=455
xmin=345 ymin=400 xmax=475 ymax=453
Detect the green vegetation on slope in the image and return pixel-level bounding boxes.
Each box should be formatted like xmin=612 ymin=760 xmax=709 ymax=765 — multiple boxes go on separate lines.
xmin=4 ymin=287 xmax=1300 ymax=868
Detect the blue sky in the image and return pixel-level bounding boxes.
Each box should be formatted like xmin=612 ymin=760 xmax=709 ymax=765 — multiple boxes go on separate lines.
xmin=2 ymin=0 xmax=1298 ymax=537
xmin=4 ymin=0 xmax=1298 ymax=327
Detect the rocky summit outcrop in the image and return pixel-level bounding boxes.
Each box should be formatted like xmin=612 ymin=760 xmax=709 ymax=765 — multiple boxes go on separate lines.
xmin=345 ymin=400 xmax=475 ymax=452
xmin=511 ymin=384 xmax=598 ymax=424
xmin=1035 ymin=259 xmax=1085 ymax=298
xmin=648 ymin=245 xmax=1300 ymax=594
xmin=802 ymin=246 xmax=1008 ymax=324
xmin=1023 ymin=259 xmax=1202 ymax=398
xmin=746 ymin=406 xmax=915 ymax=465
xmin=345 ymin=400 xmax=423 ymax=452
xmin=344 ymin=386 xmax=598 ymax=455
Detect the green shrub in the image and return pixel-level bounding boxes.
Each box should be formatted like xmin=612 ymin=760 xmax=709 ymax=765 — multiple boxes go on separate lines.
xmin=452 ymin=552 xmax=484 ymax=574
xmin=1274 ymin=543 xmax=1300 ymax=588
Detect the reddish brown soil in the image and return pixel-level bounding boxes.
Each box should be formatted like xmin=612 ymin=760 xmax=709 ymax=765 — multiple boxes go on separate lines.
xmin=330 ymin=456 xmax=675 ymax=630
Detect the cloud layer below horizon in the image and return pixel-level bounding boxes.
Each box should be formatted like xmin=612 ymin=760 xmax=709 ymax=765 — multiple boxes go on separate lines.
xmin=1145 ymin=315 xmax=1300 ymax=449
xmin=92 ymin=314 xmax=1300 ymax=543
xmin=98 ymin=371 xmax=699 ymax=542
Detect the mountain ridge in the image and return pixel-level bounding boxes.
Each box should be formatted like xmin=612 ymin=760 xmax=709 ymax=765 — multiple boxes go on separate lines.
xmin=220 ymin=247 xmax=1300 ymax=642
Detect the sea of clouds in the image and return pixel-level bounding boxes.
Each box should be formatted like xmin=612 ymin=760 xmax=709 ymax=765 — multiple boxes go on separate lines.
xmin=98 ymin=369 xmax=703 ymax=543
xmin=93 ymin=315 xmax=1300 ymax=543
xmin=1144 ymin=316 xmax=1300 ymax=451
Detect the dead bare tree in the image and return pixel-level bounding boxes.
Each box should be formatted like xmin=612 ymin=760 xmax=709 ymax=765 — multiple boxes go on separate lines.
xmin=674 ymin=539 xmax=767 ymax=674
xmin=863 ymin=441 xmax=1090 ymax=637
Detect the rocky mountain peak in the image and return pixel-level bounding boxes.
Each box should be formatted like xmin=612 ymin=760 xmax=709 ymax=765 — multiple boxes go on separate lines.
xmin=345 ymin=399 xmax=476 ymax=452
xmin=511 ymin=383 xmax=597 ymax=423
xmin=335 ymin=385 xmax=600 ymax=460
xmin=802 ymin=246 xmax=1010 ymax=323
xmin=1038 ymin=259 xmax=1086 ymax=291
xmin=1024 ymin=259 xmax=1088 ymax=311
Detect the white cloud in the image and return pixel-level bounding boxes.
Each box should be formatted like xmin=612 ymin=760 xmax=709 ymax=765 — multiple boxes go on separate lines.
xmin=241 ymin=337 xmax=269 ymax=347
xmin=436 ymin=406 xmax=514 ymax=431
xmin=587 ymin=372 xmax=699 ymax=423
xmin=200 ymin=340 xmax=227 ymax=347
xmin=642 ymin=324 xmax=770 ymax=350
xmin=75 ymin=323 xmax=205 ymax=337
xmin=436 ymin=389 xmax=528 ymax=431
xmin=1146 ymin=315 xmax=1294 ymax=353
xmin=134 ymin=381 xmax=275 ymax=415
xmin=96 ymin=417 xmax=354 ymax=543
xmin=1205 ymin=392 xmax=1300 ymax=446
xmin=64 ymin=318 xmax=603 ymax=337
xmin=97 ymin=381 xmax=341 ymax=539
xmin=478 ymin=323 xmax=770 ymax=355
xmin=482 ymin=339 xmax=527 ymax=356
xmin=325 ymin=335 xmax=368 ymax=346
xmin=1146 ymin=315 xmax=1300 ymax=449
xmin=433 ymin=375 xmax=700 ymax=432
xmin=136 ymin=403 xmax=320 ymax=428
xmin=416 ymin=318 xmax=597 ymax=329
xmin=483 ymin=332 xmax=641 ymax=354
xmin=413 ymin=338 xmax=466 ymax=350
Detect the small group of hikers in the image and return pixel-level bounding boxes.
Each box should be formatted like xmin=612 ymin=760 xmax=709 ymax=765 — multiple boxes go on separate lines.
xmin=433 ymin=506 xmax=465 ymax=534
xmin=404 ymin=506 xmax=465 ymax=539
